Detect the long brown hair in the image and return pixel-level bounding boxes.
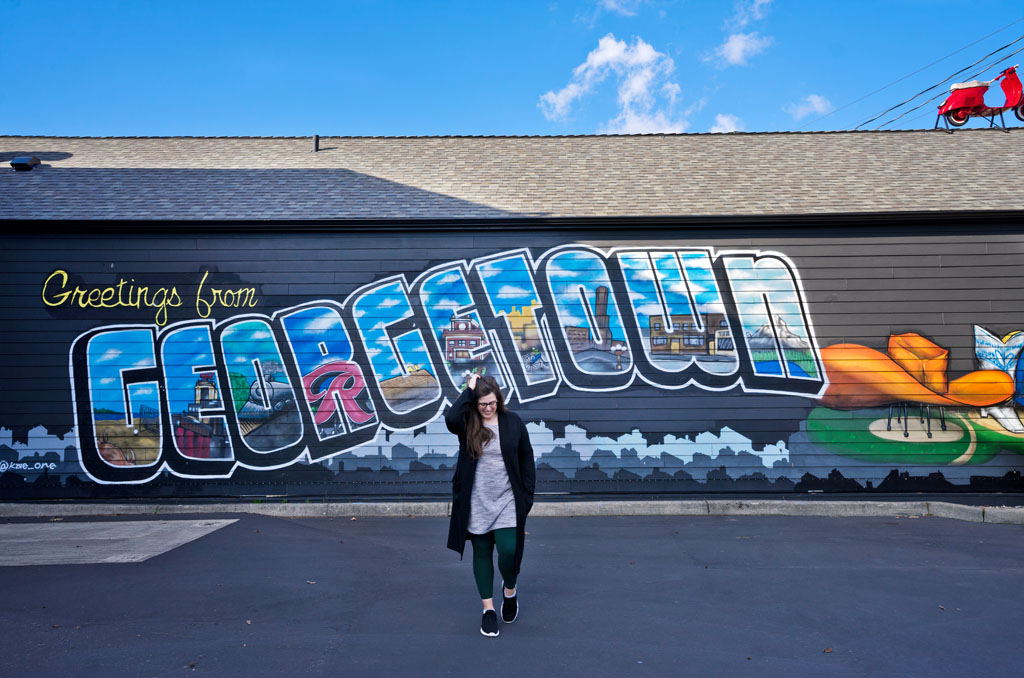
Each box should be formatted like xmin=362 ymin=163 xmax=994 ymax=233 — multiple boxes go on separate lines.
xmin=465 ymin=376 xmax=506 ymax=459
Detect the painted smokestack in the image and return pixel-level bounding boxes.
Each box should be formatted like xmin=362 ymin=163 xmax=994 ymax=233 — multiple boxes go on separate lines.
xmin=595 ymin=285 xmax=611 ymax=350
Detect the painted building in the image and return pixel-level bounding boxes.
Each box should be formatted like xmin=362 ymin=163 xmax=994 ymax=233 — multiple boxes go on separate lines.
xmin=649 ymin=312 xmax=728 ymax=356
xmin=2 ymin=130 xmax=1023 ymax=499
xmin=441 ymin=315 xmax=487 ymax=363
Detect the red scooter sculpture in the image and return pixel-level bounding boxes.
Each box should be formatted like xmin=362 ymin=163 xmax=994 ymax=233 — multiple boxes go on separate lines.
xmin=937 ymin=65 xmax=1024 ymax=130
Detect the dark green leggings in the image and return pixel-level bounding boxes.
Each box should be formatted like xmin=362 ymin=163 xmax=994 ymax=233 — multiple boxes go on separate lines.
xmin=469 ymin=528 xmax=517 ymax=599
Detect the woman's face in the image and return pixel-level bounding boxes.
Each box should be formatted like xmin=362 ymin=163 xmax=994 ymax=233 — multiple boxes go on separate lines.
xmin=476 ymin=393 xmax=498 ymax=419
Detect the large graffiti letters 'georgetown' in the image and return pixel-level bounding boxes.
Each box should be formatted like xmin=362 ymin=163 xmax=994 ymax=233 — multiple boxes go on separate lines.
xmin=70 ymin=245 xmax=824 ymax=483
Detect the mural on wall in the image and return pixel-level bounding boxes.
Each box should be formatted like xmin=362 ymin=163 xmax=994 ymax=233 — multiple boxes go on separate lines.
xmin=2 ymin=237 xmax=1022 ymax=496
xmin=60 ymin=245 xmax=823 ymax=485
xmin=806 ymin=327 xmax=1024 ymax=469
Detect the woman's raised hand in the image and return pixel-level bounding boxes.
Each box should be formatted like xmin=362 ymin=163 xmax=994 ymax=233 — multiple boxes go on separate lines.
xmin=465 ymin=372 xmax=479 ymax=391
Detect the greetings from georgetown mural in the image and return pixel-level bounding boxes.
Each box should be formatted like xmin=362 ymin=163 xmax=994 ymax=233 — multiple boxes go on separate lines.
xmin=4 ymin=229 xmax=1023 ymax=496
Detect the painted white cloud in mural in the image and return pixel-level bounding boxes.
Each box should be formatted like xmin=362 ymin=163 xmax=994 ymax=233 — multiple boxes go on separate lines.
xmin=496 ymin=284 xmax=534 ymax=300
xmin=476 ymin=263 xmax=506 ymax=279
xmin=294 ymin=310 xmax=342 ymax=333
xmin=434 ymin=272 xmax=462 ymax=286
xmin=634 ymin=301 xmax=669 ymax=317
xmin=629 ymin=267 xmax=658 ymax=282
xmin=97 ymin=348 xmax=122 ymax=363
xmin=545 ymin=261 xmax=582 ymax=279
xmin=428 ymin=297 xmax=465 ymax=312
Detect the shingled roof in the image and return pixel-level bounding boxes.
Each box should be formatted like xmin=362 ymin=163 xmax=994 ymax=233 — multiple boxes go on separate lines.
xmin=1 ymin=129 xmax=1022 ymax=221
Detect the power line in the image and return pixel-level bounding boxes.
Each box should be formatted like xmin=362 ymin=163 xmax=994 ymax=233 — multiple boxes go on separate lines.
xmin=853 ymin=33 xmax=1024 ymax=129
xmin=874 ymin=45 xmax=1024 ymax=129
xmin=798 ymin=16 xmax=1024 ymax=131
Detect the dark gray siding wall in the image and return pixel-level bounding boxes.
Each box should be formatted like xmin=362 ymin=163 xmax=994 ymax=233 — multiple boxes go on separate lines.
xmin=2 ymin=221 xmax=1023 ymax=499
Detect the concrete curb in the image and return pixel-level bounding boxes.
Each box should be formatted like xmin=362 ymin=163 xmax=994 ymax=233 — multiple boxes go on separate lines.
xmin=1 ymin=500 xmax=1022 ymax=524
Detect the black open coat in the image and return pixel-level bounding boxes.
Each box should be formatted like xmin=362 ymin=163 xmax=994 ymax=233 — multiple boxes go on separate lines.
xmin=444 ymin=388 xmax=536 ymax=576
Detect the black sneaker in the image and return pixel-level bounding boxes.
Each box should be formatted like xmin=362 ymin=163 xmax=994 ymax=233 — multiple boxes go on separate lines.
xmin=501 ymin=583 xmax=518 ymax=623
xmin=480 ymin=609 xmax=499 ymax=637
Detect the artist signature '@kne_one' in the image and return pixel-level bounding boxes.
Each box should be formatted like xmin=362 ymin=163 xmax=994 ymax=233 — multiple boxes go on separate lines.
xmin=0 ymin=461 xmax=58 ymax=472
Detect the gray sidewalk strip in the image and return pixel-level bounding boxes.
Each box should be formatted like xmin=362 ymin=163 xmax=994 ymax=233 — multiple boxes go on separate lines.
xmin=1 ymin=500 xmax=1022 ymax=523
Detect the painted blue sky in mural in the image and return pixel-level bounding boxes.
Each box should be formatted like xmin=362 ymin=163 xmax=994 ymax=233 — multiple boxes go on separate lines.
xmin=87 ymin=329 xmax=160 ymax=416
xmin=477 ymin=258 xmax=541 ymax=314
xmin=6 ymin=1 xmax=1023 ymax=135
xmin=353 ymin=282 xmax=434 ymax=380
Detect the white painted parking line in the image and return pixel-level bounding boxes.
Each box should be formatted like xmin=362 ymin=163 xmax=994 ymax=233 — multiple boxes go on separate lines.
xmin=0 ymin=519 xmax=238 ymax=566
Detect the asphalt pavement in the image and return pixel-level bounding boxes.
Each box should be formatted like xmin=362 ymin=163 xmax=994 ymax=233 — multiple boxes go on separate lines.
xmin=1 ymin=512 xmax=1022 ymax=678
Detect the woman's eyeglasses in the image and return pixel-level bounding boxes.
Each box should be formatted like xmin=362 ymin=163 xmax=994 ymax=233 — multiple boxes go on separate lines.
xmin=477 ymin=400 xmax=498 ymax=409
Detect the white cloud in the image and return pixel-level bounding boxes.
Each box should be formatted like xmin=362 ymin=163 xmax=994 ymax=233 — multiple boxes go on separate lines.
xmin=539 ymin=33 xmax=686 ymax=133
xmin=661 ymin=82 xmax=680 ymax=107
xmin=709 ymin=113 xmax=745 ymax=133
xmin=783 ymin=94 xmax=833 ymax=121
xmin=729 ymin=0 xmax=772 ymax=28
xmin=601 ymin=110 xmax=687 ymax=135
xmin=599 ymin=0 xmax=645 ymax=16
xmin=710 ymin=32 xmax=772 ymax=66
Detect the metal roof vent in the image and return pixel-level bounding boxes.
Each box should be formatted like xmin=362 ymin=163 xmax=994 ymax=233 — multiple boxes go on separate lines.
xmin=10 ymin=156 xmax=40 ymax=171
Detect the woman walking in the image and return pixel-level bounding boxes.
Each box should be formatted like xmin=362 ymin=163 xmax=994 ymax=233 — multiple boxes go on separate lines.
xmin=445 ymin=373 xmax=536 ymax=637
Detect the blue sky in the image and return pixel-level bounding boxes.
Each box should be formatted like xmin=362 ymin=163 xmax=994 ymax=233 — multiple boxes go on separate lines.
xmin=5 ymin=1 xmax=1023 ymax=135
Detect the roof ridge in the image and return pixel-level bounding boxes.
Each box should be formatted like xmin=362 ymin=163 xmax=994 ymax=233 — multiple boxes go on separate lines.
xmin=3 ymin=128 xmax=1017 ymax=140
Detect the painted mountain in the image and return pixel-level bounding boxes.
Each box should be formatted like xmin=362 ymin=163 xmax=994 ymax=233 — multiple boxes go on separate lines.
xmin=746 ymin=317 xmax=810 ymax=350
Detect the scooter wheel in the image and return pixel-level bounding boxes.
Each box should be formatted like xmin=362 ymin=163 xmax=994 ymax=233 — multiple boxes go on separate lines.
xmin=945 ymin=110 xmax=970 ymax=127
xmin=1015 ymin=103 xmax=1024 ymax=122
